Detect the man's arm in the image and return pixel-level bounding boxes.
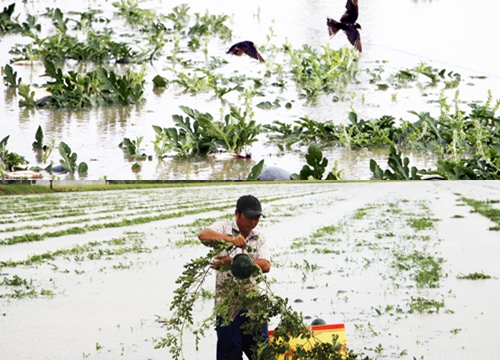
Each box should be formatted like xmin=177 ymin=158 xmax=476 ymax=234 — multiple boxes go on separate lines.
xmin=199 ymin=227 xmax=269 ymax=272
xmin=198 ymin=228 xmax=246 ymax=248
xmin=255 ymin=258 xmax=271 ymax=273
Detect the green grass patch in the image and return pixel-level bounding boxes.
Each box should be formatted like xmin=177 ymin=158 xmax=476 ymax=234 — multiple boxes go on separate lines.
xmin=0 ymin=234 xmax=149 ymax=267
xmin=311 ymin=224 xmax=342 ymax=238
xmin=1 ymin=274 xmax=32 ymax=287
xmin=457 ymin=272 xmax=492 ymax=280
xmin=0 ymin=185 xmax=53 ymax=196
xmin=352 ymin=208 xmax=368 ymax=220
xmin=375 ymin=232 xmax=395 ymax=239
xmin=407 ymin=296 xmax=445 ymax=314
xmin=0 ymin=181 xmax=263 ymax=197
xmin=460 ymin=197 xmax=500 ymax=231
xmin=392 ymin=250 xmax=444 ymax=288
xmin=0 ymin=288 xmax=38 ymax=299
xmin=407 ymin=217 xmax=437 ymax=231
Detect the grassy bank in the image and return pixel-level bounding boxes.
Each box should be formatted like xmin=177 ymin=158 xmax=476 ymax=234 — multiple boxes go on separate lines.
xmin=0 ymin=181 xmax=244 ymax=196
xmin=0 ymin=185 xmax=54 ymax=196
xmin=0 ymin=183 xmax=248 ymax=196
xmin=0 ymin=180 xmax=366 ymax=196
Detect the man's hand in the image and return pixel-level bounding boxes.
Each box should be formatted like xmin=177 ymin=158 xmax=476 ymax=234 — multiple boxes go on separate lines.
xmin=211 ymin=255 xmax=232 ymax=270
xmin=230 ymin=234 xmax=246 ymax=249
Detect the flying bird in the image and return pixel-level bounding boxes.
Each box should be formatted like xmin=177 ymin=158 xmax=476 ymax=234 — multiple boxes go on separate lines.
xmin=226 ymin=41 xmax=265 ymax=62
xmin=327 ymin=0 xmax=362 ymax=52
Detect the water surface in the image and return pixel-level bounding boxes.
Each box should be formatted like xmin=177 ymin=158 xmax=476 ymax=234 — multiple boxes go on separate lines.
xmin=1 ymin=0 xmax=499 ymax=180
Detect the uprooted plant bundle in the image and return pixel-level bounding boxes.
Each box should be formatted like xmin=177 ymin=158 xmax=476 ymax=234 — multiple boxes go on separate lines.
xmin=155 ymin=242 xmax=370 ymax=360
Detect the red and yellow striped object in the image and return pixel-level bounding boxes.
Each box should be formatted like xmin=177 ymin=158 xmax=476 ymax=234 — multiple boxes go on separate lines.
xmin=268 ymin=323 xmax=347 ymax=358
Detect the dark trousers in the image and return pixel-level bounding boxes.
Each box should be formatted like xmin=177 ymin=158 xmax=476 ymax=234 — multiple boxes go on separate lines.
xmin=216 ymin=310 xmax=268 ymax=360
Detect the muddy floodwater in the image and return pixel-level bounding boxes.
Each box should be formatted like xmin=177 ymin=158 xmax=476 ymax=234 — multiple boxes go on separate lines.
xmin=1 ymin=0 xmax=500 ymax=180
xmin=1 ymin=181 xmax=500 ymax=359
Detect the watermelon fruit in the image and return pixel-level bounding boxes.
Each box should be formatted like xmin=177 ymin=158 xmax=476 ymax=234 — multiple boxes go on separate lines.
xmin=311 ymin=318 xmax=326 ymax=325
xmin=231 ymin=253 xmax=256 ymax=279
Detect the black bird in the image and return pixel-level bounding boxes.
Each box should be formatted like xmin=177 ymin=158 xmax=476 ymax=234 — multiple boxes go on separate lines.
xmin=327 ymin=0 xmax=362 ymax=52
xmin=226 ymin=41 xmax=265 ymax=62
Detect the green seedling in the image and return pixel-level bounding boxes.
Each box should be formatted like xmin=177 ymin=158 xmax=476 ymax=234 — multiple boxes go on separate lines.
xmin=120 ymin=137 xmax=147 ymax=160
xmin=292 ymin=143 xmax=339 ymax=180
xmin=18 ymin=83 xmax=36 ymax=107
xmin=0 ymin=135 xmax=29 ymax=171
xmin=284 ymin=42 xmax=359 ymax=102
xmin=112 ymin=0 xmax=157 ymax=26
xmin=370 ymin=146 xmax=421 ymax=180
xmin=59 ymin=141 xmax=88 ymax=174
xmin=166 ymin=4 xmax=190 ymax=31
xmin=32 ymin=126 xmax=44 ymax=150
xmin=42 ymin=139 xmax=56 ymax=164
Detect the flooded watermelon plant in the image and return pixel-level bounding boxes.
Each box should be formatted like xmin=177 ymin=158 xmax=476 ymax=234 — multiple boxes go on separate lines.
xmin=4 ymin=0 xmax=498 ymax=180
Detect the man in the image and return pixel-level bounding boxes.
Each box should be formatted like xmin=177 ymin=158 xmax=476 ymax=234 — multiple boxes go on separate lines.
xmin=198 ymin=194 xmax=271 ymax=360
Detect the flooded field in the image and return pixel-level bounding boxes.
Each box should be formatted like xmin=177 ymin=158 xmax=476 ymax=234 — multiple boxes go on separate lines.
xmin=1 ymin=0 xmax=499 ymax=180
xmin=1 ymin=181 xmax=500 ymax=359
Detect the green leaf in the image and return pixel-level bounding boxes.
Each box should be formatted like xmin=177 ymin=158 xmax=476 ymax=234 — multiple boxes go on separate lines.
xmin=18 ymin=83 xmax=36 ymax=107
xmin=369 ymin=159 xmax=385 ymax=180
xmin=121 ymin=138 xmax=137 ymax=156
xmin=32 ymin=126 xmax=44 ymax=149
xmin=152 ymin=125 xmax=164 ymax=135
xmin=247 ymin=159 xmax=265 ymax=181
xmin=299 ymin=143 xmax=327 ymax=180
xmin=152 ymin=74 xmax=168 ymax=87
xmin=256 ymin=101 xmax=274 ymax=110
xmin=42 ymin=59 xmax=64 ymax=83
xmin=59 ymin=141 xmax=77 ymax=172
xmin=0 ymin=135 xmax=9 ymax=150
xmin=325 ymin=172 xmax=338 ymax=180
xmin=3 ymin=64 xmax=20 ymax=87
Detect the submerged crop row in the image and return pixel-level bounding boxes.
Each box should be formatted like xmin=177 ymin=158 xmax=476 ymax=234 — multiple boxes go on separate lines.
xmin=269 ymin=194 xmax=485 ymax=358
xmin=1 ymin=183 xmax=497 ymax=359
xmin=0 ymin=183 xmax=336 ymax=245
xmin=2 ymin=89 xmax=498 ymax=180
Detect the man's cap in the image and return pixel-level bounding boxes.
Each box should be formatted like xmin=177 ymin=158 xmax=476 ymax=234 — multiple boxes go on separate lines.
xmin=236 ymin=195 xmax=265 ymax=218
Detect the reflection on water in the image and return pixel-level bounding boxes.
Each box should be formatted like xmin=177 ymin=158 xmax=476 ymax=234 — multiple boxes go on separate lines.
xmin=154 ymin=156 xmax=254 ymax=180
xmin=98 ymin=105 xmax=133 ymax=133
xmin=4 ymin=87 xmax=17 ymax=106
xmin=1 ymin=0 xmax=499 ymax=180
